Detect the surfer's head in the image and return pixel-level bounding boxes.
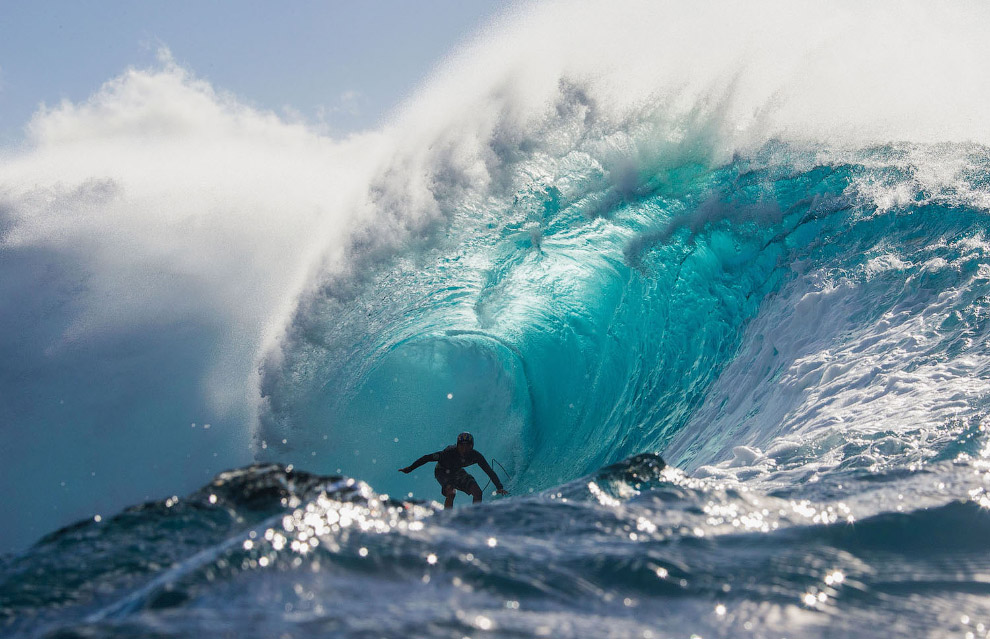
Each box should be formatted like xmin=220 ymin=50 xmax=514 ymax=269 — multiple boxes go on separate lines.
xmin=456 ymin=432 xmax=474 ymax=453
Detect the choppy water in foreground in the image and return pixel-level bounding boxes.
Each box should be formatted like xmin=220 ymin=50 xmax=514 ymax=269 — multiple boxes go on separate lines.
xmin=4 ymin=447 xmax=990 ymax=638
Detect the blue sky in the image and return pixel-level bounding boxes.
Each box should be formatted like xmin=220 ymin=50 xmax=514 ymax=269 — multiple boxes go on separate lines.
xmin=0 ymin=0 xmax=511 ymax=144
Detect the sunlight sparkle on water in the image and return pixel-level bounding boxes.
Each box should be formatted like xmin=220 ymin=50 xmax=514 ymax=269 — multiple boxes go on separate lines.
xmin=825 ymin=570 xmax=845 ymax=586
xmin=587 ymin=481 xmax=621 ymax=507
xmin=474 ymin=615 xmax=494 ymax=630
xmin=229 ymin=480 xmax=436 ymax=567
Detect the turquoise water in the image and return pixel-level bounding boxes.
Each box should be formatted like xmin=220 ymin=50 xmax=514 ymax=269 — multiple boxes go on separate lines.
xmin=259 ymin=141 xmax=990 ymax=503
xmin=3 ymin=2 xmax=990 ymax=636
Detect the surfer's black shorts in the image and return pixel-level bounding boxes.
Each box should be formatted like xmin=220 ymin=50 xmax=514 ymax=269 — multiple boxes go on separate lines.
xmin=434 ymin=465 xmax=480 ymax=496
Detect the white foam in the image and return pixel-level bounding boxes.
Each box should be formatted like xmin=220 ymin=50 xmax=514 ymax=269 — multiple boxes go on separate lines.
xmin=667 ymin=228 xmax=990 ymax=471
xmin=2 ymin=55 xmax=384 ymax=415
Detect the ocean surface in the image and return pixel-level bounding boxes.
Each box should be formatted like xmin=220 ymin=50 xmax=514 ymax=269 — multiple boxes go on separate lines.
xmin=3 ymin=1 xmax=990 ymax=637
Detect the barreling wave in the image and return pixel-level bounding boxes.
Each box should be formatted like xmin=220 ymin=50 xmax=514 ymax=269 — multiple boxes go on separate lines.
xmin=257 ymin=129 xmax=990 ymax=499
xmin=251 ymin=0 xmax=990 ymax=503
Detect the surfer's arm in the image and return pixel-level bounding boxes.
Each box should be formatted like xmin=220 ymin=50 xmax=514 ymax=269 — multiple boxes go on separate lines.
xmin=399 ymin=451 xmax=441 ymax=473
xmin=474 ymin=453 xmax=505 ymax=492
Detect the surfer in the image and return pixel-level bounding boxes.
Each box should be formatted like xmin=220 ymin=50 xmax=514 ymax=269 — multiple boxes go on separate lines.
xmin=399 ymin=432 xmax=509 ymax=508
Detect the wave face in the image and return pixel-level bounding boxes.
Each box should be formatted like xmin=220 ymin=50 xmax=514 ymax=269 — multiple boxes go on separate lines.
xmin=3 ymin=1 xmax=990 ymax=637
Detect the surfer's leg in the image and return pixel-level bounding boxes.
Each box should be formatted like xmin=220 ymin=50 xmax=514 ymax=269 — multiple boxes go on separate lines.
xmin=435 ymin=467 xmax=457 ymax=508
xmin=457 ymin=472 xmax=482 ymax=504
xmin=442 ymin=484 xmax=456 ymax=509
xmin=445 ymin=469 xmax=482 ymax=505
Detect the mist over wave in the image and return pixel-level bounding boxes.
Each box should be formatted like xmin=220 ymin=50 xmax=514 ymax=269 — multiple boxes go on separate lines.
xmin=0 ymin=52 xmax=385 ymax=550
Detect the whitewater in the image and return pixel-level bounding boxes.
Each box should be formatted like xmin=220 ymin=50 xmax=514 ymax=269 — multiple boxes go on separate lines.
xmin=3 ymin=1 xmax=990 ymax=637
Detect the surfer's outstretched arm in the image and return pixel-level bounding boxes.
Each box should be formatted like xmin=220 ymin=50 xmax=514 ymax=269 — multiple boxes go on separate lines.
xmin=399 ymin=451 xmax=441 ymax=474
xmin=474 ymin=453 xmax=510 ymax=495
